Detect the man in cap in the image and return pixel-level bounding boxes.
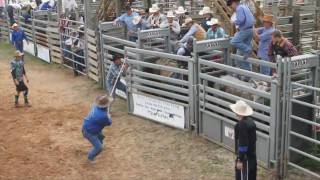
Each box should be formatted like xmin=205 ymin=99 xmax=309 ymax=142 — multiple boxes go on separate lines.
xmin=199 ymin=6 xmax=213 ymax=31
xmin=254 ymin=15 xmax=275 ymax=76
xmin=82 ymin=94 xmax=112 ymax=161
xmin=147 ymin=4 xmax=166 ymax=29
xmin=11 ymin=23 xmax=29 ymax=55
xmin=179 ymin=17 xmax=206 ymax=44
xmin=113 ymin=6 xmax=139 ymax=42
xmin=227 ymin=0 xmax=254 ymax=70
xmin=106 ymin=54 xmax=128 ymax=99
xmin=11 ymin=50 xmax=30 ymax=107
xmin=229 ymin=100 xmax=257 ymax=180
xmin=206 ymin=18 xmax=226 ymax=39
xmin=160 ymin=11 xmax=181 ymax=41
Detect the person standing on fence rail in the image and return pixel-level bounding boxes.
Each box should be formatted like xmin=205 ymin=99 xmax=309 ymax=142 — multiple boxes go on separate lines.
xmin=11 ymin=23 xmax=29 ymax=57
xmin=230 ymin=100 xmax=257 ymax=180
xmin=82 ymin=95 xmax=112 ymax=161
xmin=10 ymin=51 xmax=31 ymax=107
xmin=113 ymin=5 xmax=139 ymax=42
xmin=227 ymin=0 xmax=255 ymax=70
xmin=254 ymin=15 xmax=275 ymax=76
xmin=179 ymin=17 xmax=206 ymax=44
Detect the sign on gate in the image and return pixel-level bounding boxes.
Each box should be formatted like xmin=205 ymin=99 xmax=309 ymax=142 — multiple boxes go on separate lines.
xmin=36 ymin=44 xmax=50 ymax=63
xmin=290 ymin=54 xmax=319 ymax=70
xmin=195 ymin=38 xmax=230 ymax=52
xmin=23 ymin=41 xmax=35 ymax=56
xmin=132 ymin=93 xmax=185 ymax=129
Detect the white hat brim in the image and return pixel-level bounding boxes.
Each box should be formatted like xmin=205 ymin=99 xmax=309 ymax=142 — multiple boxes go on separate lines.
xmin=229 ymin=104 xmax=253 ymax=116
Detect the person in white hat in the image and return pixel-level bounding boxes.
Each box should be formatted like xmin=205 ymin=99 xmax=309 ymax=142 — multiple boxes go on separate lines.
xmin=199 ymin=6 xmax=213 ymax=31
xmin=11 ymin=23 xmax=29 ymax=55
xmin=206 ymin=18 xmax=226 ymax=40
xmin=10 ymin=50 xmax=30 ymax=107
xmin=129 ymin=15 xmax=149 ymax=42
xmin=179 ymin=17 xmax=206 ymax=44
xmin=147 ymin=4 xmax=166 ymax=29
xmin=160 ymin=11 xmax=181 ymax=41
xmin=229 ymin=100 xmax=257 ymax=180
xmin=175 ymin=6 xmax=187 ymax=26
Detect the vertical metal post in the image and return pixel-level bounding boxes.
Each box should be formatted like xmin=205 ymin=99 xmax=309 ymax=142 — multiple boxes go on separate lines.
xmin=269 ymin=79 xmax=278 ymax=167
xmin=292 ymin=6 xmax=300 ymax=51
xmin=192 ymin=38 xmax=198 ymax=132
xmin=84 ymin=0 xmax=90 ymax=74
xmin=31 ymin=11 xmax=37 ymax=56
xmin=99 ymin=22 xmax=105 ymax=88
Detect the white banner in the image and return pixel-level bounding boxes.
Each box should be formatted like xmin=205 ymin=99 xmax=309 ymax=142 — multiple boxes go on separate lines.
xmin=132 ymin=93 xmax=185 ymax=129
xmin=36 ymin=44 xmax=50 ymax=63
xmin=23 ymin=41 xmax=35 ymax=56
xmin=224 ymin=126 xmax=235 ymax=140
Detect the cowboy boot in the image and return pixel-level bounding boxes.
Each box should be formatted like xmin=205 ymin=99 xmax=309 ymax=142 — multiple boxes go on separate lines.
xmin=14 ymin=95 xmax=19 ymax=107
xmin=24 ymin=95 xmax=31 ymax=107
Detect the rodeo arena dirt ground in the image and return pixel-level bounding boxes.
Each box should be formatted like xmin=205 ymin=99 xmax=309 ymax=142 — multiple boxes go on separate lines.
xmin=0 ymin=41 xmax=273 ymax=179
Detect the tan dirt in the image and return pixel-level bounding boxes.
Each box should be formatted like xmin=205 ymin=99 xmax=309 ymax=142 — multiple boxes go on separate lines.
xmin=0 ymin=42 xmax=270 ymax=180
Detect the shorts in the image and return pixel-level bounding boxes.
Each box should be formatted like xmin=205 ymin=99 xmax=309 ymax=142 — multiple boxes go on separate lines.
xmin=16 ymin=81 xmax=28 ymax=92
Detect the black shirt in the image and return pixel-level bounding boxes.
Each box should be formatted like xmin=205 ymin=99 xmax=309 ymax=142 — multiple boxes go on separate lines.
xmin=235 ymin=117 xmax=257 ymax=162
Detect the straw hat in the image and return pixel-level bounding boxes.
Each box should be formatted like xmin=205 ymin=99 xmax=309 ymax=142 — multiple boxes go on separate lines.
xmin=14 ymin=50 xmax=24 ymax=57
xmin=132 ymin=16 xmax=142 ymax=25
xmin=206 ymin=18 xmax=219 ymax=26
xmin=166 ymin=11 xmax=175 ymax=18
xmin=30 ymin=2 xmax=37 ymax=9
xmin=199 ymin=6 xmax=212 ymax=15
xmin=262 ymin=15 xmax=274 ymax=24
xmin=12 ymin=23 xmax=18 ymax=28
xmin=94 ymin=95 xmax=110 ymax=108
xmin=229 ymin=100 xmax=253 ymax=116
xmin=175 ymin=6 xmax=186 ymax=14
xmin=182 ymin=17 xmax=193 ymax=27
xmin=149 ymin=4 xmax=160 ymax=13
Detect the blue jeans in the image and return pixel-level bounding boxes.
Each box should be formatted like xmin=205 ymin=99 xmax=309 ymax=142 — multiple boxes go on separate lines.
xmin=231 ymin=28 xmax=253 ymax=55
xmin=82 ymin=129 xmax=105 ymax=161
xmin=15 ymin=41 xmax=24 ymax=53
xmin=107 ymin=80 xmax=127 ymax=98
xmin=260 ymin=58 xmax=271 ymax=76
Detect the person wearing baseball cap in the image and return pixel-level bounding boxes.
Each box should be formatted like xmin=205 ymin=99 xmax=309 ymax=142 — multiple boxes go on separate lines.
xmin=11 ymin=23 xmax=29 ymax=56
xmin=230 ymin=100 xmax=257 ymax=180
xmin=254 ymin=15 xmax=275 ymax=76
xmin=82 ymin=94 xmax=112 ymax=161
xmin=227 ymin=0 xmax=255 ymax=71
xmin=10 ymin=50 xmax=30 ymax=107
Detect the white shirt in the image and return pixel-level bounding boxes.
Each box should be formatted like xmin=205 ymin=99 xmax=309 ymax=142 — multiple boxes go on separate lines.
xmin=63 ymin=0 xmax=78 ymax=11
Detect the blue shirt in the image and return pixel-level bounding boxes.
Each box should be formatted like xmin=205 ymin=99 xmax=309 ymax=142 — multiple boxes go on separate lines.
xmin=83 ymin=106 xmax=112 ymax=134
xmin=235 ymin=4 xmax=254 ymax=31
xmin=256 ymin=27 xmax=274 ymax=60
xmin=115 ymin=12 xmax=139 ymax=31
xmin=106 ymin=63 xmax=125 ymax=92
xmin=11 ymin=28 xmax=28 ymax=45
xmin=206 ymin=27 xmax=226 ymax=39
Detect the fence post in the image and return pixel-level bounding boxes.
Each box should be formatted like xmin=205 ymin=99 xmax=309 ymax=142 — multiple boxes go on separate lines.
xmin=31 ymin=11 xmax=37 ymax=56
xmin=292 ymin=6 xmax=301 ymax=51
xmin=98 ymin=22 xmax=105 ymax=89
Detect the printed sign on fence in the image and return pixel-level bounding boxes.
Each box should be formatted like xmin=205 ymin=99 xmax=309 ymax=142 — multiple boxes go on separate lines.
xmin=36 ymin=44 xmax=50 ymax=63
xmin=132 ymin=93 xmax=185 ymax=129
xmin=224 ymin=126 xmax=235 ymax=140
xmin=23 ymin=41 xmax=35 ymax=56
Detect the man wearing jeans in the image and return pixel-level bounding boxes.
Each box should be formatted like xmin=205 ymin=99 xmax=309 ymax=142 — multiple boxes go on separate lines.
xmin=227 ymin=0 xmax=254 ymax=72
xmin=82 ymin=95 xmax=112 ymax=161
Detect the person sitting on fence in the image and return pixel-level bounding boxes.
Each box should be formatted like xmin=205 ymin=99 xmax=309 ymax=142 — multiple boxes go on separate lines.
xmin=21 ymin=3 xmax=36 ymax=24
xmin=199 ymin=6 xmax=213 ymax=32
xmin=113 ymin=5 xmax=139 ymax=42
xmin=230 ymin=100 xmax=257 ymax=180
xmin=129 ymin=16 xmax=149 ymax=42
xmin=39 ymin=0 xmax=55 ymax=11
xmin=11 ymin=23 xmax=29 ymax=55
xmin=106 ymin=54 xmax=128 ymax=99
xmin=227 ymin=0 xmax=255 ymax=70
xmin=82 ymin=94 xmax=112 ymax=161
xmin=254 ymin=15 xmax=275 ymax=76
xmin=179 ymin=17 xmax=206 ymax=45
xmin=147 ymin=4 xmax=166 ymax=29
xmin=206 ymin=18 xmax=226 ymax=40
xmin=171 ymin=37 xmax=193 ymax=80
xmin=6 ymin=3 xmax=22 ymax=25
xmin=63 ymin=0 xmax=78 ymax=18
xmin=268 ymin=30 xmax=298 ymax=74
xmin=175 ymin=6 xmax=187 ymax=26
xmin=72 ymin=26 xmax=85 ymax=76
xmin=11 ymin=50 xmax=31 ymax=107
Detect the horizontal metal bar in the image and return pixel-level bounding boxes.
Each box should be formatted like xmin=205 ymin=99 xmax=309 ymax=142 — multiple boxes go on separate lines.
xmin=230 ymin=54 xmax=277 ymax=68
xmin=59 ymin=18 xmax=84 ymax=24
xmin=63 ymin=56 xmax=86 ymax=67
xmin=292 ymin=82 xmax=320 ymax=92
xmin=131 ymin=84 xmax=189 ymax=102
xmin=290 ymin=131 xmax=320 ymax=145
xmin=288 ymin=162 xmax=320 ymax=179
xmin=102 ymin=35 xmax=137 ymax=47
xmin=125 ymin=47 xmax=193 ymax=62
xmin=199 ymin=59 xmax=272 ymax=82
xmin=127 ymin=58 xmax=189 ymax=75
xmin=295 ymin=79 xmax=313 ymax=84
xmin=62 ymin=63 xmax=87 ymax=76
xmin=200 ymin=74 xmax=271 ymax=99
xmin=291 ymin=99 xmax=320 ymax=110
xmin=103 ymin=45 xmax=137 ymax=58
xmin=289 ymin=147 xmax=320 ymax=162
xmin=131 ymin=69 xmax=188 ymax=86
xmin=291 ymin=115 xmax=320 ymax=127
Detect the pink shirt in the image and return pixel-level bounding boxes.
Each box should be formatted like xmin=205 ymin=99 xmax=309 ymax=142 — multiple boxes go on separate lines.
xmin=0 ymin=0 xmax=5 ymax=7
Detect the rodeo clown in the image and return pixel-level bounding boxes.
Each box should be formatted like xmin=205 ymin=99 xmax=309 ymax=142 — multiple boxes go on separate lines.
xmin=10 ymin=50 xmax=31 ymax=107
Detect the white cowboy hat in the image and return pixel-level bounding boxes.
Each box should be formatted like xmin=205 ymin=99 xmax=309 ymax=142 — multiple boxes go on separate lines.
xmin=30 ymin=2 xmax=37 ymax=9
xmin=229 ymin=100 xmax=253 ymax=117
xmin=14 ymin=50 xmax=24 ymax=57
xmin=182 ymin=17 xmax=193 ymax=27
xmin=149 ymin=4 xmax=160 ymax=13
xmin=199 ymin=6 xmax=212 ymax=15
xmin=132 ymin=16 xmax=142 ymax=25
xmin=94 ymin=95 xmax=110 ymax=108
xmin=166 ymin=11 xmax=175 ymax=18
xmin=175 ymin=6 xmax=186 ymax=14
xmin=207 ymin=18 xmax=219 ymax=26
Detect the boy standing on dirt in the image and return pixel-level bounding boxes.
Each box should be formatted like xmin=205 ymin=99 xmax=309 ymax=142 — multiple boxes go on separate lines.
xmin=82 ymin=95 xmax=112 ymax=161
xmin=10 ymin=51 xmax=30 ymax=107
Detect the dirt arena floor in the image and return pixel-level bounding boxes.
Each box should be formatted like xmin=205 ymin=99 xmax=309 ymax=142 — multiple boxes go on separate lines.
xmin=0 ymin=42 xmax=272 ymax=180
